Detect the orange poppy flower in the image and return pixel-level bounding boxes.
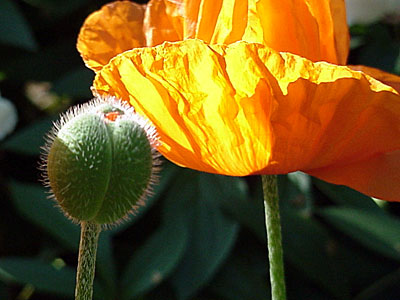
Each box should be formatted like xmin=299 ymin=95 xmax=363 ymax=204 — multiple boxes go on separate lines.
xmin=78 ymin=0 xmax=400 ymax=202
xmin=77 ymin=0 xmax=349 ymax=70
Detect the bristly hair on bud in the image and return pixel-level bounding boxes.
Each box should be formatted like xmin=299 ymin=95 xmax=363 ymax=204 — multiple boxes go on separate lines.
xmin=40 ymin=95 xmax=161 ymax=227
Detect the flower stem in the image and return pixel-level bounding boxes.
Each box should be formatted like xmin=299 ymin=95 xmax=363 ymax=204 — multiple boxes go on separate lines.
xmin=75 ymin=221 xmax=101 ymax=300
xmin=262 ymin=175 xmax=286 ymax=300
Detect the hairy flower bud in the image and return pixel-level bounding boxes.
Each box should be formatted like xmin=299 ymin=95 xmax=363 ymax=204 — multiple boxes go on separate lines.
xmin=41 ymin=96 xmax=159 ymax=225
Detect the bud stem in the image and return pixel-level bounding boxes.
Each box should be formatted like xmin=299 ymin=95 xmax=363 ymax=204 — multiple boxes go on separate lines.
xmin=262 ymin=175 xmax=286 ymax=300
xmin=75 ymin=221 xmax=101 ymax=300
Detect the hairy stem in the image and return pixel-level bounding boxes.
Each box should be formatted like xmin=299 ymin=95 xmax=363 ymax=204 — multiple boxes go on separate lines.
xmin=262 ymin=175 xmax=287 ymax=300
xmin=75 ymin=221 xmax=101 ymax=300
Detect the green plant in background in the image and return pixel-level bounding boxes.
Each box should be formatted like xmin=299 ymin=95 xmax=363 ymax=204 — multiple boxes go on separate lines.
xmin=1 ymin=1 xmax=400 ymax=300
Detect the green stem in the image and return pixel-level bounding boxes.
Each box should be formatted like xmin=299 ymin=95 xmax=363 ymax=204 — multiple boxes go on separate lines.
xmin=262 ymin=175 xmax=287 ymax=300
xmin=75 ymin=221 xmax=101 ymax=300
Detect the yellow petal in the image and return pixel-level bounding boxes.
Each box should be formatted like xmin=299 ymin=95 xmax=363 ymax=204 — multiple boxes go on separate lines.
xmin=93 ymin=39 xmax=400 ymax=199
xmin=77 ymin=1 xmax=146 ymax=72
xmin=349 ymin=65 xmax=400 ymax=93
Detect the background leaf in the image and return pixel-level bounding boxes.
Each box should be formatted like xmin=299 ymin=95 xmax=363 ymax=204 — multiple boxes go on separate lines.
xmin=0 ymin=258 xmax=76 ymax=298
xmin=319 ymin=207 xmax=400 ymax=261
xmin=0 ymin=0 xmax=38 ymax=51
xmin=313 ymin=178 xmax=382 ymax=212
xmin=282 ymin=207 xmax=351 ymax=299
xmin=52 ymin=67 xmax=94 ymax=98
xmin=1 ymin=117 xmax=54 ymax=155
xmin=210 ymin=256 xmax=269 ymax=300
xmin=121 ymin=215 xmax=189 ymax=299
xmin=10 ymin=180 xmax=79 ymax=250
xmin=169 ymin=172 xmax=239 ymax=300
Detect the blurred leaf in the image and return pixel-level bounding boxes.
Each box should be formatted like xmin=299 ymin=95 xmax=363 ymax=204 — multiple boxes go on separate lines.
xmin=286 ymin=273 xmax=336 ymax=300
xmin=281 ymin=207 xmax=351 ymax=299
xmin=53 ymin=67 xmax=94 ymax=98
xmin=121 ymin=165 xmax=188 ymax=299
xmin=0 ymin=257 xmax=104 ymax=299
xmin=9 ymin=181 xmax=79 ymax=250
xmin=353 ymin=268 xmax=400 ymax=300
xmin=210 ymin=256 xmax=268 ymax=300
xmin=394 ymin=51 xmax=400 ymax=74
xmin=121 ymin=215 xmax=189 ymax=299
xmin=319 ymin=207 xmax=400 ymax=261
xmin=0 ymin=0 xmax=38 ymax=51
xmin=2 ymin=39 xmax=81 ymax=82
xmin=169 ymin=172 xmax=239 ymax=300
xmin=281 ymin=174 xmax=351 ymax=298
xmin=313 ymin=178 xmax=382 ymax=212
xmin=330 ymin=237 xmax=400 ymax=300
xmin=283 ymin=173 xmax=314 ymax=214
xmin=213 ymin=175 xmax=265 ymax=241
xmin=22 ymin=0 xmax=91 ymax=16
xmin=0 ymin=258 xmax=75 ymax=298
xmin=350 ymin=36 xmax=366 ymax=49
xmin=287 ymin=172 xmax=312 ymax=201
xmin=358 ymin=24 xmax=400 ymax=72
xmin=0 ymin=281 xmax=7 ymax=299
xmin=279 ymin=174 xmax=307 ymax=209
xmin=96 ymin=232 xmax=117 ymax=299
xmin=1 ymin=117 xmax=54 ymax=155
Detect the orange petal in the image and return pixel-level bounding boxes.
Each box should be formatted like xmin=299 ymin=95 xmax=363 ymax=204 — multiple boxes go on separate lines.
xmin=328 ymin=0 xmax=350 ymax=64
xmin=185 ymin=0 xmax=349 ymax=64
xmin=308 ymin=151 xmax=400 ymax=202
xmin=77 ymin=1 xmax=146 ymax=72
xmin=143 ymin=0 xmax=181 ymax=46
xmin=92 ymin=40 xmax=400 ymax=200
xmin=349 ymin=65 xmax=400 ymax=93
xmin=77 ymin=0 xmax=181 ymax=72
xmin=252 ymin=0 xmax=349 ymax=64
xmin=78 ymin=0 xmax=349 ymax=70
xmin=157 ymin=0 xmax=184 ymax=39
xmin=304 ymin=0 xmax=350 ymax=64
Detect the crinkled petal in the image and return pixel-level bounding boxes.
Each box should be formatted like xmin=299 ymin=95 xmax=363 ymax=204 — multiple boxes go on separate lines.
xmin=349 ymin=65 xmax=400 ymax=93
xmin=143 ymin=0 xmax=181 ymax=46
xmin=93 ymin=40 xmax=400 ymax=201
xmin=78 ymin=0 xmax=349 ymax=71
xmin=77 ymin=0 xmax=180 ymax=72
xmin=308 ymin=151 xmax=400 ymax=202
xmin=251 ymin=0 xmax=349 ymax=64
xmin=77 ymin=1 xmax=146 ymax=71
xmin=185 ymin=0 xmax=349 ymax=64
xmin=329 ymin=0 xmax=350 ymax=64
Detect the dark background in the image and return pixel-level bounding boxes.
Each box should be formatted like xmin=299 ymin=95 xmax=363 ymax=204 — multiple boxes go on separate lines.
xmin=1 ymin=1 xmax=400 ymax=299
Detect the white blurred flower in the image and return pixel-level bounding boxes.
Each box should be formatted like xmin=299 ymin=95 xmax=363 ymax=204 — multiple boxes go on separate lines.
xmin=346 ymin=0 xmax=400 ymax=25
xmin=0 ymin=94 xmax=18 ymax=141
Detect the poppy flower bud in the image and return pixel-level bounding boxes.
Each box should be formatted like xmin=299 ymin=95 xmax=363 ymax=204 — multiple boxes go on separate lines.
xmin=41 ymin=96 xmax=159 ymax=225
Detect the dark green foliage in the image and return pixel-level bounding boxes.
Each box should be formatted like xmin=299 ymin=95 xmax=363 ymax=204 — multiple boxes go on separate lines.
xmin=0 ymin=0 xmax=38 ymax=51
xmin=1 ymin=1 xmax=400 ymax=299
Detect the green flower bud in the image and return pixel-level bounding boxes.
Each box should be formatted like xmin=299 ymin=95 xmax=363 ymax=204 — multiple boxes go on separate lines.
xmin=41 ymin=96 xmax=159 ymax=225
